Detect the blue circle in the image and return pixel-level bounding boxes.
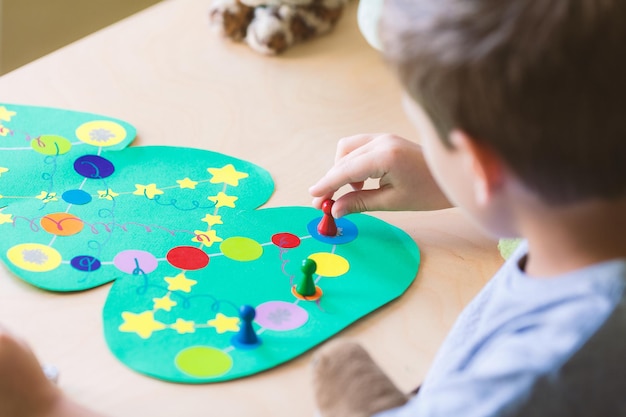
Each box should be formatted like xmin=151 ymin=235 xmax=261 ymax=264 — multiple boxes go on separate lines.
xmin=74 ymin=155 xmax=115 ymax=179
xmin=307 ymin=217 xmax=358 ymax=244
xmin=62 ymin=189 xmax=92 ymax=205
xmin=70 ymin=255 xmax=102 ymax=272
xmin=231 ymin=335 xmax=262 ymax=350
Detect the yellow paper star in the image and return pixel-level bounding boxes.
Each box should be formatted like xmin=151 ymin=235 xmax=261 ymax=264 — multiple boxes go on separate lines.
xmin=192 ymin=229 xmax=223 ymax=247
xmin=0 ymin=106 xmax=16 ymax=122
xmin=207 ymin=164 xmax=248 ymax=187
xmin=97 ymin=188 xmax=119 ymax=200
xmin=208 ymin=191 xmax=238 ymax=209
xmin=164 ymin=273 xmax=197 ymax=293
xmin=0 ymin=167 xmax=8 ymax=177
xmin=133 ymin=183 xmax=164 ymax=199
xmin=170 ymin=318 xmax=196 ymax=334
xmin=207 ymin=313 xmax=240 ymax=334
xmin=119 ymin=311 xmax=166 ymax=339
xmin=200 ymin=214 xmax=223 ymax=226
xmin=152 ymin=294 xmax=177 ymax=312
xmin=0 ymin=212 xmax=13 ymax=225
xmin=35 ymin=191 xmax=58 ymax=203
xmin=176 ymin=177 xmax=198 ymax=189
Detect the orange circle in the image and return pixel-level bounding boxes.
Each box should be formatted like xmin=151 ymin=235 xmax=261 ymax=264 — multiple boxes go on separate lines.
xmin=291 ymin=285 xmax=323 ymax=301
xmin=40 ymin=213 xmax=84 ymax=236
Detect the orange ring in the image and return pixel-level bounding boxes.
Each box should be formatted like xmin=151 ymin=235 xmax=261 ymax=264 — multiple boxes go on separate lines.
xmin=291 ymin=285 xmax=323 ymax=301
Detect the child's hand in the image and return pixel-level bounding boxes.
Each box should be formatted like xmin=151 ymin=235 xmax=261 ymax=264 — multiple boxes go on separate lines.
xmin=309 ymin=134 xmax=452 ymax=217
xmin=0 ymin=326 xmax=104 ymax=417
xmin=0 ymin=326 xmax=60 ymax=417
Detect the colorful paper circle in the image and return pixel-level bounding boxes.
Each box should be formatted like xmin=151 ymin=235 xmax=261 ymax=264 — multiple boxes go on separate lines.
xmin=40 ymin=213 xmax=84 ymax=236
xmin=308 ymin=252 xmax=350 ymax=277
xmin=307 ymin=217 xmax=358 ymax=245
xmin=255 ymin=301 xmax=309 ymax=331
xmin=113 ymin=250 xmax=158 ymax=274
xmin=30 ymin=135 xmax=72 ymax=156
xmin=271 ymin=232 xmax=301 ymax=248
xmin=7 ymin=243 xmax=62 ymax=272
xmin=70 ymin=255 xmax=102 ymax=272
xmin=75 ymin=120 xmax=127 ymax=147
xmin=74 ymin=155 xmax=115 ymax=179
xmin=166 ymin=246 xmax=209 ymax=270
xmin=175 ymin=346 xmax=233 ymax=378
xmin=62 ymin=189 xmax=92 ymax=205
xmin=220 ymin=237 xmax=263 ymax=261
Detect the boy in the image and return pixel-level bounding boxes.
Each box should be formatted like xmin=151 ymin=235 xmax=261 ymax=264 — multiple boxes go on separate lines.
xmin=2 ymin=0 xmax=625 ymax=416
xmin=309 ymin=0 xmax=626 ymax=416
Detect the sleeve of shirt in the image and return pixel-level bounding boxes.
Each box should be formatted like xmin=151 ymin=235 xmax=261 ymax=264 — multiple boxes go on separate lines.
xmin=373 ymin=298 xmax=613 ymax=417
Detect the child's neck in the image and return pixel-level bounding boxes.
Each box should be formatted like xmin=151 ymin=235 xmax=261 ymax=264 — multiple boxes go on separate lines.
xmin=520 ymin=197 xmax=626 ymax=278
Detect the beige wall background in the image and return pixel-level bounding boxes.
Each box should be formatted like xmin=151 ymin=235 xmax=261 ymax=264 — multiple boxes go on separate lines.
xmin=0 ymin=0 xmax=160 ymax=74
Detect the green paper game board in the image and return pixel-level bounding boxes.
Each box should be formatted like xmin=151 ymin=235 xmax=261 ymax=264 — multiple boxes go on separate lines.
xmin=0 ymin=104 xmax=420 ymax=383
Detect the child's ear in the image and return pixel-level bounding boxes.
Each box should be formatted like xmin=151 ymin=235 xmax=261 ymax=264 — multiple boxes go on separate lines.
xmin=449 ymin=130 xmax=505 ymax=206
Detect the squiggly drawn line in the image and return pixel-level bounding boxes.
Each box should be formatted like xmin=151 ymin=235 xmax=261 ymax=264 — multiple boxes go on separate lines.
xmin=77 ymin=159 xmax=104 ymax=179
xmin=0 ymin=142 xmax=86 ymax=151
xmin=151 ymin=193 xmax=216 ymax=212
xmin=133 ymin=258 xmax=152 ymax=295
xmin=277 ymin=237 xmax=296 ymax=286
xmin=76 ymin=240 xmax=105 ymax=283
xmin=169 ymin=292 xmax=239 ymax=315
xmin=8 ymin=215 xmax=196 ymax=238
xmin=193 ymin=233 xmax=213 ymax=245
xmin=76 ymin=177 xmax=116 ymax=282
xmin=38 ymin=150 xmax=60 ymax=210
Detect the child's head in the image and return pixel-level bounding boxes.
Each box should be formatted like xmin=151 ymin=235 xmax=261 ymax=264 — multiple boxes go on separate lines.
xmin=380 ymin=0 xmax=626 ymax=207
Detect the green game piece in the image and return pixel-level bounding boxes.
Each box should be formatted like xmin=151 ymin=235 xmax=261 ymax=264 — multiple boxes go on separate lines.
xmin=296 ymin=258 xmax=317 ymax=296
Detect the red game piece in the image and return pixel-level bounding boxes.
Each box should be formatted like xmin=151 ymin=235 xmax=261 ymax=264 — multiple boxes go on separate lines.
xmin=317 ymin=199 xmax=337 ymax=237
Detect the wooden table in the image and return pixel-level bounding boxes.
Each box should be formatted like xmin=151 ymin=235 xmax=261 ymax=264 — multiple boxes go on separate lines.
xmin=0 ymin=1 xmax=503 ymax=415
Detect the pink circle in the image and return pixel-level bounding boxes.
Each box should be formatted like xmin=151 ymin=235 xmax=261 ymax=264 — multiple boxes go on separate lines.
xmin=113 ymin=250 xmax=158 ymax=274
xmin=271 ymin=233 xmax=300 ymax=249
xmin=255 ymin=301 xmax=308 ymax=331
xmin=166 ymin=246 xmax=209 ymax=270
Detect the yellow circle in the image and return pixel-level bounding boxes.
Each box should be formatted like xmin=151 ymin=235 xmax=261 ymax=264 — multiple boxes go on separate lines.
xmin=30 ymin=135 xmax=72 ymax=155
xmin=7 ymin=243 xmax=62 ymax=272
xmin=175 ymin=346 xmax=233 ymax=378
xmin=308 ymin=252 xmax=350 ymax=277
xmin=75 ymin=120 xmax=126 ymax=147
xmin=220 ymin=237 xmax=263 ymax=262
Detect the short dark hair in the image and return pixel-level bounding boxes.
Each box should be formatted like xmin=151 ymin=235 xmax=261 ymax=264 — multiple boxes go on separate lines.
xmin=381 ymin=0 xmax=626 ymax=203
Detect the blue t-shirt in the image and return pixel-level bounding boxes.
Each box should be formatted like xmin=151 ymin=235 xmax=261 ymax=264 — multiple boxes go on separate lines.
xmin=375 ymin=241 xmax=626 ymax=416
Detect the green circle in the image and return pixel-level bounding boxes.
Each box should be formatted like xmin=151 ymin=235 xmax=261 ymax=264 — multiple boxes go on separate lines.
xmin=220 ymin=237 xmax=263 ymax=261
xmin=30 ymin=135 xmax=72 ymax=155
xmin=175 ymin=346 xmax=233 ymax=378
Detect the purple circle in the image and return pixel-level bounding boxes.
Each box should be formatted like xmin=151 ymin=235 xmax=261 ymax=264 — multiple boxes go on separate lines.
xmin=70 ymin=255 xmax=101 ymax=272
xmin=255 ymin=301 xmax=309 ymax=331
xmin=74 ymin=155 xmax=115 ymax=179
xmin=113 ymin=250 xmax=158 ymax=274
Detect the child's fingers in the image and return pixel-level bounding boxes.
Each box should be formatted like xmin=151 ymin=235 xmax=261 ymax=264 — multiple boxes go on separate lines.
xmin=310 ymin=150 xmax=387 ymax=198
xmin=334 ymin=134 xmax=381 ymax=163
xmin=333 ymin=188 xmax=393 ymax=217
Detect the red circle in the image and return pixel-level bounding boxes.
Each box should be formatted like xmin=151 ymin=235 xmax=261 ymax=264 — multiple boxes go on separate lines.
xmin=166 ymin=246 xmax=209 ymax=270
xmin=271 ymin=233 xmax=301 ymax=249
